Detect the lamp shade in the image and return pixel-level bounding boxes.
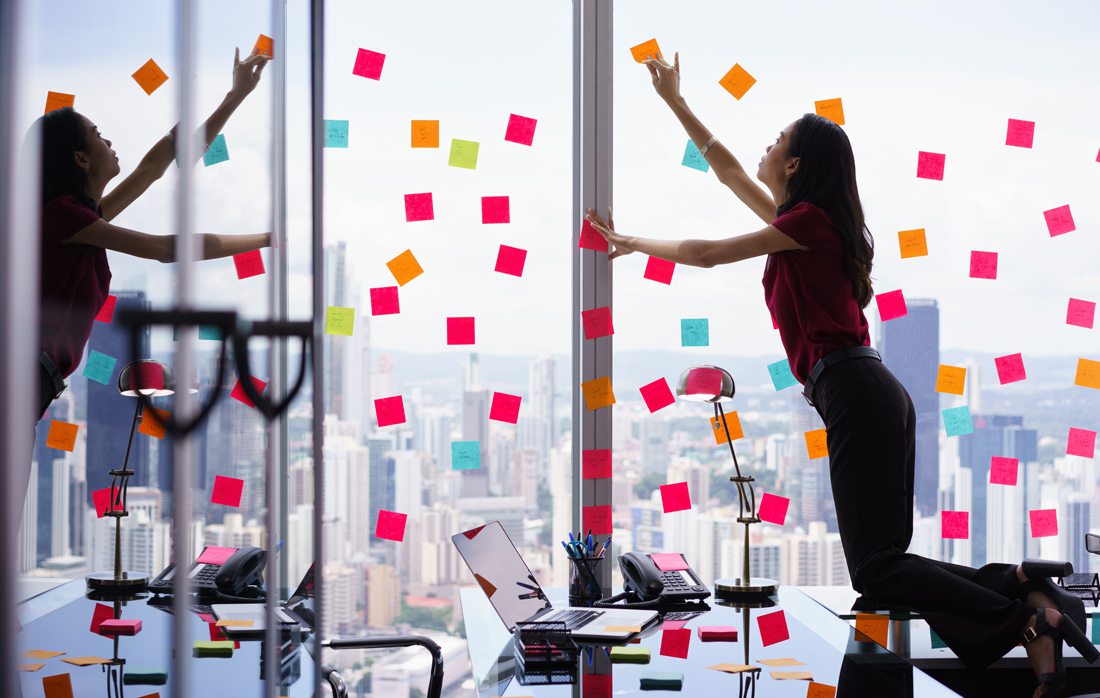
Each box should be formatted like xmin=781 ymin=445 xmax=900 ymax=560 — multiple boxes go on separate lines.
xmin=118 ymin=360 xmax=176 ymax=397
xmin=676 ymin=365 xmax=735 ymax=403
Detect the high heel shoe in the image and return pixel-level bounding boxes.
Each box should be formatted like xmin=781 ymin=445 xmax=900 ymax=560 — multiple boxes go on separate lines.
xmin=1021 ymin=607 xmax=1067 ymax=697
xmin=1020 ymin=559 xmax=1086 ymax=634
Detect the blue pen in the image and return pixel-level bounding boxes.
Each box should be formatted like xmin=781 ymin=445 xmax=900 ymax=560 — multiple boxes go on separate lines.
xmin=561 ymin=540 xmax=575 ymax=559
xmin=568 ymin=531 xmax=575 ymax=543
xmin=597 ymin=536 xmax=611 ymax=557
xmin=587 ymin=533 xmax=594 ymax=554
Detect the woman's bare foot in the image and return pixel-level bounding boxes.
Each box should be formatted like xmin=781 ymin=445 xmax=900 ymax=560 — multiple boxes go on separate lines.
xmin=1017 ymin=564 xmax=1060 ymax=612
xmin=1022 ymin=607 xmax=1063 ymax=697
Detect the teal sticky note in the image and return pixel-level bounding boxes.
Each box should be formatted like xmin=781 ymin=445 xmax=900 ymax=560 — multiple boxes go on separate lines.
xmin=682 ymin=139 xmax=710 ymax=172
xmin=930 ymin=628 xmax=947 ymax=649
xmin=942 ymin=405 xmax=974 ymax=437
xmin=451 ymin=440 xmax=480 ymax=470
xmin=203 ymin=133 xmax=229 ymax=166
xmin=123 ymin=667 xmax=168 ymax=685
xmin=448 ymin=138 xmax=479 ymax=169
xmin=680 ymin=318 xmax=709 ymax=347
xmin=640 ymin=671 xmax=683 ymax=690
xmin=767 ymin=358 xmax=798 ymax=391
xmin=199 ymin=325 xmax=223 ymax=341
xmin=1091 ymin=615 xmax=1099 ymax=644
xmin=83 ymin=350 xmax=117 ymax=385
xmin=325 ymin=119 xmax=349 ymax=148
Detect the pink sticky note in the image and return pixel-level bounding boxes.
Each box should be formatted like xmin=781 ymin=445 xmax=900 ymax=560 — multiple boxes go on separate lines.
xmin=504 ymin=113 xmax=537 ymax=146
xmin=578 ymin=219 xmax=609 ymax=252
xmin=210 ymin=475 xmax=244 ymax=507
xmin=494 ymin=244 xmax=527 ymax=276
xmin=757 ymin=609 xmax=790 ymax=647
xmin=663 ymin=619 xmax=689 ymax=630
xmin=876 ymin=289 xmax=908 ymax=321
xmin=989 ymin=456 xmax=1019 ymax=486
xmin=489 ymin=391 xmax=522 ymax=424
xmin=643 ymin=256 xmax=675 ymax=284
xmin=197 ymin=546 xmax=239 ymax=565
xmin=582 ymin=449 xmax=612 ymax=479
xmin=1067 ymin=427 xmax=1097 ymax=459
xmin=969 ymin=251 xmax=998 ymax=279
xmin=584 ymin=674 xmax=612 ymax=698
xmin=1005 ymin=119 xmax=1035 ymax=148
xmin=650 ymin=552 xmax=688 ymax=572
xmin=352 ymin=48 xmax=386 ymax=80
xmin=758 ymin=492 xmax=790 ymax=526
xmin=1044 ymin=205 xmax=1075 ymax=237
xmin=660 ymin=481 xmax=691 ymax=513
xmin=640 ymin=377 xmax=676 ymax=413
xmin=583 ymin=504 xmax=612 ymax=535
xmin=684 ymin=367 xmax=723 ymax=397
xmin=230 ymin=376 xmax=267 ymax=408
xmin=916 ymin=151 xmax=946 ymax=180
xmin=370 ymin=286 xmax=400 ymax=315
xmin=697 ymin=626 xmax=738 ymax=641
xmin=98 ymin=619 xmax=141 ymax=636
xmin=90 ymin=603 xmax=114 ymax=634
xmin=95 ymin=294 xmax=118 ymax=323
xmin=481 ymin=196 xmax=510 ymax=224
xmin=233 ymin=250 xmax=265 ymax=279
xmin=404 ymin=192 xmax=434 ymax=222
xmin=446 ymin=317 xmax=475 ymax=345
xmin=581 ymin=307 xmax=614 ymax=339
xmin=994 ymin=353 xmax=1026 ymax=384
xmin=1029 ymin=508 xmax=1058 ymax=538
xmin=91 ymin=488 xmax=113 ymax=518
xmin=941 ymin=510 xmax=969 ymax=539
xmin=660 ymin=627 xmax=691 ymax=659
xmin=376 ymin=509 xmax=408 ymax=542
xmin=1066 ymin=298 xmax=1096 ymax=329
xmin=374 ymin=395 xmax=407 ymax=427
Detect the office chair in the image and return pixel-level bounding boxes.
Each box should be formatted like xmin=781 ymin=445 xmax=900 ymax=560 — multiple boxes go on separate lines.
xmin=321 ymin=635 xmax=444 ymax=698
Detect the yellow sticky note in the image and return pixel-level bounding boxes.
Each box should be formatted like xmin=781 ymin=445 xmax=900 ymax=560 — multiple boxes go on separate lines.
xmin=771 ymin=671 xmax=814 ymax=680
xmin=1076 ymin=358 xmax=1100 ymax=389
xmin=46 ymin=420 xmax=79 ymax=452
xmin=42 ymin=673 xmax=74 ymax=698
xmin=23 ymin=650 xmax=65 ymax=660
xmin=44 ymin=91 xmax=75 ymax=114
xmin=814 ymin=98 xmax=845 ymax=125
xmin=216 ymin=619 xmax=254 ymax=627
xmin=253 ymin=34 xmax=274 ymax=58
xmin=808 ymin=683 xmax=838 ymax=698
xmin=138 ymin=407 xmax=169 ymax=439
xmin=387 ymin=249 xmax=424 ymax=286
xmin=325 ymin=306 xmax=355 ymax=336
xmin=411 ymin=120 xmax=439 ymax=148
xmin=19 ymin=663 xmax=45 ymax=672
xmin=935 ymin=365 xmax=966 ymax=395
xmin=604 ymin=625 xmax=641 ymax=633
xmin=757 ymin=658 xmax=806 ymax=667
xmin=855 ymin=613 xmax=889 ymax=646
xmin=707 ymin=663 xmax=756 ymax=674
xmin=62 ymin=656 xmax=112 ymax=667
xmin=581 ymin=376 xmax=616 ymax=410
xmin=804 ymin=428 xmax=828 ymax=459
xmin=629 ymin=38 xmax=663 ymax=63
xmin=710 ymin=411 xmax=744 ymax=444
xmin=719 ymin=63 xmax=756 ymax=100
xmin=898 ymin=228 xmax=928 ymax=259
xmin=132 ymin=59 xmax=169 ymax=95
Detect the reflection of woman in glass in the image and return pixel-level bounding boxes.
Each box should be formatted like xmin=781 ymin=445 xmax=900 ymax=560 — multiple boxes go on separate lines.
xmin=34 ymin=47 xmax=272 ymax=423
xmin=585 ymin=51 xmax=1097 ymax=696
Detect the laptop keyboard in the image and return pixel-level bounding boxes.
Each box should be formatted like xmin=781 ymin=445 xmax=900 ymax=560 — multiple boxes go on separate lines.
xmin=545 ymin=608 xmax=603 ymax=629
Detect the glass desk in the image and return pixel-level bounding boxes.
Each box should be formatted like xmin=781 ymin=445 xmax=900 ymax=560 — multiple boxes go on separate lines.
xmin=16 ymin=580 xmax=315 ymax=698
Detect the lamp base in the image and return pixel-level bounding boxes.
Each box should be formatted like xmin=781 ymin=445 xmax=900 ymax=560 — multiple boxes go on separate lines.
xmin=86 ymin=571 xmax=148 ymax=594
xmin=714 ymin=577 xmax=778 ymax=600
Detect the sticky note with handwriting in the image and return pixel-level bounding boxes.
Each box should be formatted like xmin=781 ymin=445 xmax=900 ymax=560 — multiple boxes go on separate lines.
xmin=804 ymin=428 xmax=828 ymax=459
xmin=989 ymin=456 xmax=1019 ymax=485
xmin=582 ymin=307 xmax=614 ymax=339
xmin=1044 ymin=204 xmax=1075 ymax=237
xmin=898 ymin=228 xmax=928 ymax=258
xmin=324 ymin=120 xmax=349 ymax=148
xmin=1067 ymin=427 xmax=1096 ymax=459
xmin=583 ymin=504 xmax=612 ymax=535
xmin=448 ymin=138 xmax=479 ymax=169
xmin=935 ymin=364 xmax=966 ymax=395
xmin=83 ymin=350 xmax=117 ymax=385
xmin=1005 ymin=118 xmax=1035 ymax=148
xmin=682 ymin=139 xmax=710 ymax=172
xmin=969 ymin=250 xmax=998 ymax=279
xmin=629 ymin=38 xmax=662 ymax=63
xmin=1066 ymin=298 xmax=1095 ymax=328
xmin=325 ymin=306 xmax=355 ymax=336
xmin=1029 ymin=508 xmax=1058 ymax=538
xmin=814 ymin=98 xmax=845 ymax=125
xmin=767 ymin=358 xmax=798 ymax=391
xmin=994 ymin=352 xmax=1026 ymax=384
xmin=46 ymin=420 xmax=79 ymax=452
xmin=132 ymin=58 xmax=169 ymax=95
xmin=916 ymin=151 xmax=945 ymax=180
xmin=44 ymin=92 xmax=75 ymax=114
xmin=582 ymin=449 xmax=612 ymax=479
xmin=1075 ymin=358 xmax=1100 ymax=389
xmin=719 ymin=63 xmax=756 ymax=100
xmin=451 ymin=440 xmax=480 ymax=470
xmin=411 ymin=120 xmax=439 ymax=148
xmin=581 ymin=376 xmax=616 ymax=410
xmin=680 ymin=318 xmax=709 ymax=346
xmin=942 ymin=405 xmax=973 ymax=437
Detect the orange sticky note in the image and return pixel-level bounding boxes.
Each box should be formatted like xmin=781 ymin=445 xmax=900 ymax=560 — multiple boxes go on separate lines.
xmin=42 ymin=673 xmax=74 ymax=698
xmin=1075 ymin=358 xmax=1100 ymax=389
xmin=629 ymin=39 xmax=663 ymax=63
xmin=138 ymin=407 xmax=169 ymax=439
xmin=44 ymin=91 xmax=75 ymax=114
xmin=411 ymin=120 xmax=440 ymax=148
xmin=935 ymin=365 xmax=966 ymax=395
xmin=814 ymin=98 xmax=845 ymax=125
xmin=62 ymin=656 xmax=111 ymax=666
xmin=719 ymin=63 xmax=756 ymax=100
xmin=581 ymin=376 xmax=616 ymax=410
xmin=771 ymin=671 xmax=814 ymax=680
xmin=386 ymin=249 xmax=423 ymax=286
xmin=804 ymin=428 xmax=828 ymax=459
xmin=855 ymin=613 xmax=889 ymax=647
xmin=24 ymin=650 xmax=65 ymax=660
xmin=253 ymin=34 xmax=274 ymax=57
xmin=132 ymin=59 xmax=169 ymax=95
xmin=710 ymin=411 xmax=744 ymax=444
xmin=757 ymin=658 xmax=804 ymax=667
xmin=19 ymin=663 xmax=45 ymax=672
xmin=898 ymin=228 xmax=928 ymax=258
xmin=46 ymin=420 xmax=79 ymax=452
xmin=808 ymin=683 xmax=838 ymax=698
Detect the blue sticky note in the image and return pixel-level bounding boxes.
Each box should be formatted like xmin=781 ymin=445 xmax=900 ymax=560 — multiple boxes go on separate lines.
xmin=325 ymin=119 xmax=349 ymax=148
xmin=930 ymin=628 xmax=947 ymax=649
xmin=942 ymin=405 xmax=974 ymax=437
xmin=202 ymin=134 xmax=229 ymax=167
xmin=682 ymin=139 xmax=710 ymax=172
xmin=767 ymin=358 xmax=799 ymax=391
xmin=83 ymin=350 xmax=117 ymax=385
xmin=452 ymin=440 xmax=480 ymax=470
xmin=680 ymin=318 xmax=709 ymax=347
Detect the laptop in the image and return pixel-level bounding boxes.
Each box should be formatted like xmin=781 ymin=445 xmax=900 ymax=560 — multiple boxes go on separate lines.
xmin=211 ymin=563 xmax=315 ymax=636
xmin=452 ymin=521 xmax=658 ymax=641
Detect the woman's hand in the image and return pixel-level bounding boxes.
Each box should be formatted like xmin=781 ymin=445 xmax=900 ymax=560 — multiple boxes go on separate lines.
xmin=229 ymin=47 xmax=270 ymax=100
xmin=644 ymin=51 xmax=681 ymax=104
xmin=585 ymin=207 xmax=635 ymax=260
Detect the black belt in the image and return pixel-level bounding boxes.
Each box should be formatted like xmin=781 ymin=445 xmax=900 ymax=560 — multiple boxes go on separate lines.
xmin=802 ymin=346 xmax=881 ymax=407
xmin=40 ymin=351 xmax=67 ymax=400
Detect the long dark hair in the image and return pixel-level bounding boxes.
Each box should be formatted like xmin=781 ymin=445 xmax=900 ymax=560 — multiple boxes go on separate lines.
xmin=776 ymin=113 xmax=874 ymax=308
xmin=35 ymin=107 xmax=94 ymax=209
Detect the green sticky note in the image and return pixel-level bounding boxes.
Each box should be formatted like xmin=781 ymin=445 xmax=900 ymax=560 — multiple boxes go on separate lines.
xmin=199 ymin=324 xmax=223 ymax=341
xmin=610 ymin=645 xmax=650 ymax=663
xmin=193 ymin=640 xmax=234 ymax=657
xmin=930 ymin=627 xmax=947 ymax=649
xmin=680 ymin=318 xmax=709 ymax=347
xmin=682 ymin=139 xmax=710 ymax=172
xmin=640 ymin=671 xmax=683 ymax=690
xmin=325 ymin=306 xmax=355 ymax=336
xmin=451 ymin=440 xmax=480 ymax=470
xmin=767 ymin=358 xmax=799 ymax=391
xmin=448 ymin=138 xmax=479 ymax=169
xmin=942 ymin=405 xmax=974 ymax=437
xmin=83 ymin=350 xmax=117 ymax=385
xmin=325 ymin=119 xmax=349 ymax=148
xmin=123 ymin=667 xmax=168 ymax=685
xmin=203 ymin=134 xmax=229 ymax=166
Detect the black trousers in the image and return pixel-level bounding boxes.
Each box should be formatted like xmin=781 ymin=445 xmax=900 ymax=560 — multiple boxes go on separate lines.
xmin=810 ymin=354 xmax=1033 ymax=669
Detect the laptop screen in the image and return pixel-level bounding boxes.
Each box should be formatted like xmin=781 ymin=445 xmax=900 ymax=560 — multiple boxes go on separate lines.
xmin=451 ymin=521 xmax=551 ymax=631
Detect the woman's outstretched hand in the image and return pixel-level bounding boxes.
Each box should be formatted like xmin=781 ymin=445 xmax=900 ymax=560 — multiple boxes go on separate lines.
xmin=644 ymin=51 xmax=681 ymax=104
xmin=585 ymin=208 xmax=634 ymax=260
xmin=229 ymin=47 xmax=271 ymax=100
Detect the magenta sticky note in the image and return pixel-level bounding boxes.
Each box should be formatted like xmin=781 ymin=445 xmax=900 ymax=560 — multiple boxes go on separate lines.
xmin=582 ymin=449 xmax=612 ymax=479
xmin=91 ymin=487 xmax=113 ymax=518
xmin=581 ymin=307 xmax=614 ymax=339
xmin=582 ymin=504 xmax=612 ymax=535
xmin=233 ymin=250 xmax=265 ymax=279
xmin=98 ymin=619 xmax=142 ymax=636
xmin=481 ymin=196 xmax=510 ymax=224
xmin=1067 ymin=427 xmax=1097 ymax=458
xmin=352 ymin=48 xmax=385 ymax=80
xmin=504 ymin=113 xmax=537 ymax=146
xmin=374 ymin=395 xmax=407 ymax=427
xmin=489 ymin=391 xmax=522 ymax=424
xmin=941 ymin=510 xmax=969 ymax=539
xmin=95 ymin=294 xmax=118 ymax=323
xmin=876 ymin=289 xmax=908 ymax=321
xmin=969 ymin=251 xmax=998 ymax=279
xmin=446 ymin=317 xmax=475 ymax=345
xmin=197 ymin=545 xmax=238 ymax=565
xmin=210 ymin=475 xmax=244 ymax=507
xmin=660 ymin=627 xmax=691 ymax=659
xmin=370 ymin=286 xmax=400 ymax=315
xmin=916 ymin=151 xmax=946 ymax=180
xmin=375 ymin=509 xmax=407 ymax=542
xmin=994 ymin=353 xmax=1026 ymax=384
xmin=757 ymin=492 xmax=790 ymax=526
xmin=989 ymin=456 xmax=1019 ymax=486
xmin=1044 ymin=205 xmax=1075 ymax=237
xmin=684 ymin=367 xmax=723 ymax=397
xmin=1066 ymin=298 xmax=1096 ymax=329
xmin=578 ymin=219 xmax=609 ymax=252
xmin=650 ymin=552 xmax=688 ymax=572
xmin=1029 ymin=508 xmax=1058 ymax=538
xmin=643 ymin=256 xmax=675 ymax=284
xmin=659 ymin=481 xmax=691 ymax=513
xmin=698 ymin=626 xmax=738 ymax=641
xmin=757 ymin=609 xmax=790 ymax=647
xmin=404 ymin=192 xmax=434 ymax=222
xmin=640 ymin=377 xmax=675 ymax=413
xmin=663 ymin=619 xmax=688 ymax=630
xmin=90 ymin=602 xmax=114 ymax=634
xmin=230 ymin=376 xmax=267 ymax=408
xmin=1005 ymin=119 xmax=1035 ymax=148
xmin=494 ymin=244 xmax=527 ymax=276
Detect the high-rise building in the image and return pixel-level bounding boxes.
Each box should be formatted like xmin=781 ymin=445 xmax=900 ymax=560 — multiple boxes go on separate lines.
xmin=519 ymin=356 xmax=555 ymax=463
xmin=460 ymin=389 xmax=490 ymax=497
xmin=324 ymin=242 xmax=350 ymax=420
xmin=367 ymin=436 xmax=397 ymax=545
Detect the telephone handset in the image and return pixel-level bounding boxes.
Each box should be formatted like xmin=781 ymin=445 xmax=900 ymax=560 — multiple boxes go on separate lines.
xmin=148 ymin=546 xmax=266 ymax=601
xmin=619 ymin=552 xmax=710 ymax=603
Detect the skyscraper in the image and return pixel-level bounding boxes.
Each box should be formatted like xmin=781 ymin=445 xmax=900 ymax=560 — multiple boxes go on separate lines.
xmin=324 ymin=242 xmax=350 ymax=420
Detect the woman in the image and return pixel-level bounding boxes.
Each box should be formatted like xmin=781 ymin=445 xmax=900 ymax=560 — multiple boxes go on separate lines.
xmin=585 ymin=51 xmax=1097 ymax=697
xmin=37 ymin=47 xmax=272 ymax=422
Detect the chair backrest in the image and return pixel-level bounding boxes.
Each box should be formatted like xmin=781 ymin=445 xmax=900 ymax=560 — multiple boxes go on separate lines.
xmin=1086 ymin=532 xmax=1100 ymax=555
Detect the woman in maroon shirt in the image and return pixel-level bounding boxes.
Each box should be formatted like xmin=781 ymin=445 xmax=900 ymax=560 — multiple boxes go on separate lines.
xmin=585 ymin=52 xmax=1094 ymax=696
xmin=36 ymin=47 xmax=272 ymax=421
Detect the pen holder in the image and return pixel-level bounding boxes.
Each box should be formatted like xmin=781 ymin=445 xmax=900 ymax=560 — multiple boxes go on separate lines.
xmin=567 ymin=556 xmax=604 ymax=607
